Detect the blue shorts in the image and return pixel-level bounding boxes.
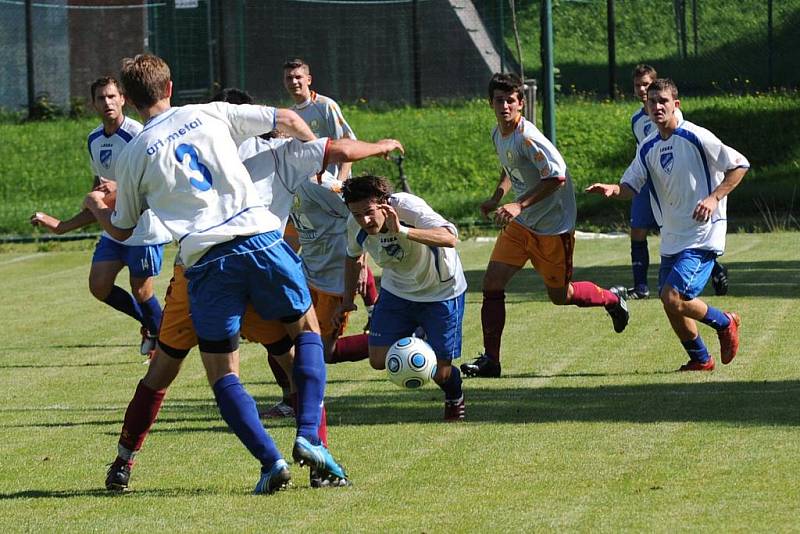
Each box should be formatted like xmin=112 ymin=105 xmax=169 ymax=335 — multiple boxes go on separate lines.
xmin=630 ymin=183 xmax=658 ymax=230
xmin=658 ymin=248 xmax=718 ymax=299
xmin=184 ymin=231 xmax=312 ymax=341
xmin=92 ymin=235 xmax=164 ymax=278
xmin=369 ymin=289 xmax=465 ymax=362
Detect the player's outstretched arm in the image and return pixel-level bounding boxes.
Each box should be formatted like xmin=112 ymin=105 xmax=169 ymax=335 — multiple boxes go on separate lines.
xmin=83 ymin=191 xmax=133 ymax=242
xmin=30 ymin=208 xmax=96 ymax=235
xmin=275 ymin=108 xmax=316 ymax=141
xmin=585 ymin=183 xmax=636 ymax=200
xmin=327 ymin=138 xmax=404 ymax=164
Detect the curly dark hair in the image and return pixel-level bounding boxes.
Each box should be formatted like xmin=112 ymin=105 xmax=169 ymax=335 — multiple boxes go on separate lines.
xmin=341 ymin=175 xmax=393 ymax=205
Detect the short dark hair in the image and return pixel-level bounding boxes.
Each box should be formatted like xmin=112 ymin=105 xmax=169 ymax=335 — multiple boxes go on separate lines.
xmin=488 ymin=72 xmax=524 ymax=102
xmin=120 ymin=54 xmax=171 ymax=109
xmin=647 ymin=78 xmax=679 ymax=99
xmin=210 ymin=87 xmax=254 ymax=105
xmin=90 ymin=77 xmax=122 ymax=100
xmin=632 ymin=64 xmax=658 ymax=80
xmin=341 ymin=175 xmax=393 ymax=205
xmin=283 ymin=58 xmax=310 ymax=74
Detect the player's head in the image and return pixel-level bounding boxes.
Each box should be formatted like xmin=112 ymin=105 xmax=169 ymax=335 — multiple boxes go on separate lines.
xmin=120 ymin=54 xmax=172 ymax=110
xmin=89 ymin=77 xmax=125 ymax=123
xmin=488 ymin=73 xmax=524 ymax=125
xmin=632 ymin=64 xmax=658 ymax=104
xmin=645 ymin=78 xmax=680 ymax=128
xmin=283 ymin=58 xmax=312 ymax=102
xmin=342 ymin=175 xmax=394 ymax=235
xmin=210 ymin=87 xmax=254 ymax=105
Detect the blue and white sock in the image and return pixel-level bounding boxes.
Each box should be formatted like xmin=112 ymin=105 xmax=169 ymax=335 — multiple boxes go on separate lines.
xmin=138 ymin=295 xmax=162 ymax=335
xmin=681 ymin=336 xmax=711 ymax=363
xmin=292 ymin=332 xmax=326 ymax=445
xmin=631 ymin=240 xmax=649 ymax=291
xmin=104 ymin=285 xmax=144 ymax=323
xmin=700 ymin=306 xmax=731 ymax=331
xmin=437 ymin=366 xmax=463 ymax=401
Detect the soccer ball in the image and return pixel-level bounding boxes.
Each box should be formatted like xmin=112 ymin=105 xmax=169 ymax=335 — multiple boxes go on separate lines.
xmin=385 ymin=336 xmax=437 ymax=389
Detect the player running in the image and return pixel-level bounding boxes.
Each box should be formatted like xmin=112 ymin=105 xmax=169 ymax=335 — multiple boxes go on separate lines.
xmin=335 ymin=175 xmax=468 ymax=421
xmin=461 ymin=73 xmax=629 ymax=379
xmin=627 ymin=64 xmax=728 ymax=299
xmin=85 ymin=54 xmax=346 ymax=495
xmin=586 ymin=78 xmax=746 ymax=371
xmin=30 ymin=77 xmax=171 ymax=357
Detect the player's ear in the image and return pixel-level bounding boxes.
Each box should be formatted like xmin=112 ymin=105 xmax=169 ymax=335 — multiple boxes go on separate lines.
xmin=674 ymin=98 xmax=680 ymax=109
xmin=166 ymin=80 xmax=174 ymax=99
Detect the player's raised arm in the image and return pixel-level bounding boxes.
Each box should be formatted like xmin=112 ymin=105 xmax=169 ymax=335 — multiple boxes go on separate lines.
xmin=327 ymin=138 xmax=403 ymax=164
xmin=275 ymin=108 xmax=316 ymax=141
xmin=585 ymin=182 xmax=636 ymax=200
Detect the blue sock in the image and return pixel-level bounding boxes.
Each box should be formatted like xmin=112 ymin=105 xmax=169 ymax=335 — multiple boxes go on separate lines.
xmin=681 ymin=336 xmax=710 ymax=363
xmin=292 ymin=332 xmax=326 ymax=446
xmin=138 ymin=295 xmax=162 ymax=334
xmin=103 ymin=285 xmax=144 ymax=323
xmin=700 ymin=306 xmax=731 ymax=331
xmin=437 ymin=366 xmax=463 ymax=401
xmin=630 ymin=240 xmax=649 ymax=290
xmin=212 ymin=374 xmax=282 ymax=469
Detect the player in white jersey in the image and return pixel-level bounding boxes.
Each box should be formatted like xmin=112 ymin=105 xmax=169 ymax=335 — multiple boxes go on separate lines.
xmin=461 ymin=73 xmax=629 ymax=379
xmin=334 ymin=175 xmax=468 ymax=421
xmin=30 ymin=77 xmax=171 ymax=357
xmin=587 ymin=78 xmax=746 ymax=372
xmin=84 ymin=54 xmax=347 ymax=495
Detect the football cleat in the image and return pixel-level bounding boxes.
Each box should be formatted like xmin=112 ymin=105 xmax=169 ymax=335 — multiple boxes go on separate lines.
xmin=711 ymin=262 xmax=729 ymax=296
xmin=626 ymin=286 xmax=650 ymax=300
xmin=260 ymin=400 xmax=295 ymax=419
xmin=292 ymin=437 xmax=349 ymax=485
xmin=718 ymin=312 xmax=741 ymax=365
xmin=444 ymin=395 xmax=466 ymax=422
xmin=607 ymin=286 xmax=630 ymax=333
xmin=310 ymin=466 xmax=351 ymax=488
xmin=140 ymin=327 xmax=157 ymax=356
xmin=460 ymin=353 xmax=501 ymax=378
xmin=678 ymin=356 xmax=715 ymax=372
xmin=254 ymin=459 xmax=291 ymax=495
xmin=105 ymin=458 xmax=132 ymax=492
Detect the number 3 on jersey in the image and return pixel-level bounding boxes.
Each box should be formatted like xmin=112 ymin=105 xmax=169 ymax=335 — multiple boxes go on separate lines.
xmin=175 ymin=143 xmax=213 ymax=191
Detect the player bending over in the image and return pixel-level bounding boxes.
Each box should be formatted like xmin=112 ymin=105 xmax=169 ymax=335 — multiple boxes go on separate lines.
xmin=461 ymin=72 xmax=629 ymax=379
xmin=335 ymin=175 xmax=467 ymax=421
xmin=586 ymin=78 xmax=745 ymax=371
xmin=31 ymin=77 xmax=171 ymax=358
xmin=85 ymin=54 xmax=345 ymax=495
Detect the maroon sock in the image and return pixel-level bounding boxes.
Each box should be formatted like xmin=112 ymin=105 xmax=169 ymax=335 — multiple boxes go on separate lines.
xmin=119 ymin=380 xmax=166 ymax=453
xmin=318 ymin=403 xmax=328 ymax=447
xmin=363 ymin=267 xmax=379 ymax=306
xmin=569 ymin=281 xmax=619 ymax=308
xmin=329 ymin=333 xmax=369 ymax=363
xmin=481 ymin=290 xmax=505 ymax=363
xmin=267 ymin=352 xmax=291 ymax=393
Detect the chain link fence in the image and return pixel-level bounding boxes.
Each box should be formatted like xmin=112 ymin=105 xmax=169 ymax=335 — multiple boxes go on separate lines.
xmin=0 ymin=0 xmax=798 ymax=112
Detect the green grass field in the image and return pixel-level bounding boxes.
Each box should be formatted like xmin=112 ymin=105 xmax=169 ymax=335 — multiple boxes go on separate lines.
xmin=1 ymin=232 xmax=798 ymax=531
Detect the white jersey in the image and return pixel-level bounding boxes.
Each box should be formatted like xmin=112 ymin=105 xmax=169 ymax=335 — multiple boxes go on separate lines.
xmin=346 ymin=193 xmax=467 ymax=302
xmin=241 ymin=136 xmax=328 ymax=232
xmin=112 ymin=102 xmax=281 ymax=267
xmin=492 ymin=117 xmax=576 ymax=235
xmin=292 ymin=91 xmax=355 ymax=178
xmin=294 ymin=174 xmax=350 ymax=295
xmin=631 ymin=106 xmax=684 ymax=144
xmin=621 ymin=120 xmax=749 ymax=256
xmin=87 ymin=117 xmax=171 ymax=246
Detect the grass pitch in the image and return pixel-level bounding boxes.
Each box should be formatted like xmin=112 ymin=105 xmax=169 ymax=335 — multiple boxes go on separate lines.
xmin=0 ymin=232 xmax=798 ymax=532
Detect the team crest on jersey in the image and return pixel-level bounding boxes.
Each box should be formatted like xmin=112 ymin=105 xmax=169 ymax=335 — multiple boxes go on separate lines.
xmin=381 ymin=238 xmax=405 ymax=261
xmin=310 ymin=119 xmax=320 ymax=133
xmin=643 ymin=123 xmax=652 ymax=137
xmin=505 ymin=149 xmax=514 ymax=163
xmin=99 ymin=149 xmax=113 ymax=169
xmin=660 ymin=152 xmax=674 ymax=174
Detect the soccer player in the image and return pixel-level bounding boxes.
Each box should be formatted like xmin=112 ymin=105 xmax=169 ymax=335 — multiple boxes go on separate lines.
xmin=101 ymin=84 xmax=402 ymax=492
xmin=30 ymin=77 xmax=171 ymax=357
xmin=627 ymin=64 xmax=728 ymax=299
xmin=586 ymin=78 xmax=745 ymax=371
xmin=461 ymin=73 xmax=629 ymax=379
xmin=335 ymin=175 xmax=468 ymax=421
xmin=84 ymin=54 xmax=346 ymax=495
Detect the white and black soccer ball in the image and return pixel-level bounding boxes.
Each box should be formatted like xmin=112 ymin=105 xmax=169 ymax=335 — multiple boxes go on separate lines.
xmin=385 ymin=336 xmax=437 ymax=389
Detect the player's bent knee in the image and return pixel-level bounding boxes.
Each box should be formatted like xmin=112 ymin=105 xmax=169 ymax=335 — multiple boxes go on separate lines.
xmin=197 ymin=334 xmax=240 ymax=354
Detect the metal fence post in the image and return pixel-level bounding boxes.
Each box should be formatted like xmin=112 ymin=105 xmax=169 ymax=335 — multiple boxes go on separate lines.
xmin=524 ymin=78 xmax=537 ymax=126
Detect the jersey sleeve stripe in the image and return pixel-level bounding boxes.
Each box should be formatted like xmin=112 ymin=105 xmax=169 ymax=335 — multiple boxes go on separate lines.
xmin=674 ymin=128 xmax=712 ymax=196
xmin=116 ymin=128 xmax=134 ymax=142
xmin=87 ymin=129 xmax=104 ymax=159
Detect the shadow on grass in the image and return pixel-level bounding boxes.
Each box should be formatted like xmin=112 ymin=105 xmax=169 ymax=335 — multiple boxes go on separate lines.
xmin=0 ymin=360 xmax=139 ymax=369
xmin=463 ymin=259 xmax=800 ymax=300
xmin=0 ymin=487 xmax=213 ymax=500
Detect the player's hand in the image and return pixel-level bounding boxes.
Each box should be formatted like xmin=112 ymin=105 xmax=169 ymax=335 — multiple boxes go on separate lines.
xmin=494 ymin=202 xmax=522 ymax=226
xmin=83 ymin=190 xmax=108 ymax=212
xmin=693 ymin=196 xmax=718 ymax=222
xmin=356 ymin=263 xmax=369 ymax=297
xmin=382 ymin=204 xmax=402 ymax=233
xmin=585 ymin=183 xmax=619 ymax=197
xmin=30 ymin=211 xmax=63 ymax=234
xmin=376 ymin=139 xmax=404 ymax=159
xmin=479 ymin=198 xmax=499 ymax=219
xmin=93 ymin=177 xmax=117 ymax=195
xmin=332 ymin=302 xmax=358 ymax=330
